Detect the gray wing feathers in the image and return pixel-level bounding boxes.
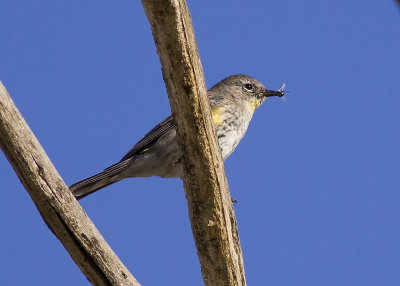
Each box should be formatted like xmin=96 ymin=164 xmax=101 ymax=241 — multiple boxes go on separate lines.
xmin=70 ymin=116 xmax=176 ymax=199
xmin=120 ymin=91 xmax=218 ymax=162
xmin=120 ymin=116 xmax=175 ymax=161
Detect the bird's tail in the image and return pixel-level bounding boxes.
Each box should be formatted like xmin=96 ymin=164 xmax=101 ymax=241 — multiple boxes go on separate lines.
xmin=69 ymin=159 xmax=132 ymax=200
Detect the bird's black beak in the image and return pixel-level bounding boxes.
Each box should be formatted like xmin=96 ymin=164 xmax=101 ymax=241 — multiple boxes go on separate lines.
xmin=264 ymin=83 xmax=285 ymax=98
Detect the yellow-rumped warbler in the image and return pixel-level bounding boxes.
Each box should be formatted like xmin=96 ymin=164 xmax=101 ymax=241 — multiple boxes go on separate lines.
xmin=70 ymin=74 xmax=285 ymax=199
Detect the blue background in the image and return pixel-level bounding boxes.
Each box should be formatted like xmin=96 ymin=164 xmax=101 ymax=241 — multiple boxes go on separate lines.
xmin=1 ymin=1 xmax=399 ymax=285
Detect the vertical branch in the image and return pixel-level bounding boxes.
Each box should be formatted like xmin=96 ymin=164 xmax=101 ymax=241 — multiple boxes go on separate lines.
xmin=141 ymin=1 xmax=246 ymax=285
xmin=0 ymin=82 xmax=140 ymax=286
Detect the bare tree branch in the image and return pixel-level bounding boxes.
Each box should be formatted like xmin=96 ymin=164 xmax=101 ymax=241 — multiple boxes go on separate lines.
xmin=0 ymin=82 xmax=140 ymax=286
xmin=141 ymin=1 xmax=246 ymax=285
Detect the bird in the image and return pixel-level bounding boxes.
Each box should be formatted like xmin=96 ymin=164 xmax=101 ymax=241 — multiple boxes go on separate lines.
xmin=70 ymin=74 xmax=285 ymax=199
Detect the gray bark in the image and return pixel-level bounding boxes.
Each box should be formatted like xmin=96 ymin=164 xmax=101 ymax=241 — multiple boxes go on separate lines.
xmin=141 ymin=1 xmax=246 ymax=285
xmin=0 ymin=82 xmax=140 ymax=286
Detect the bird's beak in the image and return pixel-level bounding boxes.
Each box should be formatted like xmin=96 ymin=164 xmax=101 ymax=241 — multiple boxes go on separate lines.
xmin=264 ymin=83 xmax=285 ymax=98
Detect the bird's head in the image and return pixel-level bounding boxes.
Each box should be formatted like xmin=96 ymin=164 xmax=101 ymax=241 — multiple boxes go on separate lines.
xmin=210 ymin=74 xmax=285 ymax=112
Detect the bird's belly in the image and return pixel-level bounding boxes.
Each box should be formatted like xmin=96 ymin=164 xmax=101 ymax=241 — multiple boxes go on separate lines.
xmin=216 ymin=121 xmax=249 ymax=160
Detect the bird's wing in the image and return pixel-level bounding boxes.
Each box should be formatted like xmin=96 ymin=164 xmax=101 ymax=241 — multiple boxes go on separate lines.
xmin=120 ymin=90 xmax=218 ymax=162
xmin=120 ymin=115 xmax=175 ymax=162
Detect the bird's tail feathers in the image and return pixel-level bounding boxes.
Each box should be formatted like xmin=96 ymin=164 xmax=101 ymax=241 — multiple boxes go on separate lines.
xmin=70 ymin=159 xmax=132 ymax=200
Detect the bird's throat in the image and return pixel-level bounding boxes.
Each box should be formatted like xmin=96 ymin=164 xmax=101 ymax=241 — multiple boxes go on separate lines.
xmin=249 ymin=98 xmax=263 ymax=112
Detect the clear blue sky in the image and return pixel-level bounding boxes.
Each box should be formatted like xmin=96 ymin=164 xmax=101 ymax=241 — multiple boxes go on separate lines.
xmin=1 ymin=1 xmax=399 ymax=285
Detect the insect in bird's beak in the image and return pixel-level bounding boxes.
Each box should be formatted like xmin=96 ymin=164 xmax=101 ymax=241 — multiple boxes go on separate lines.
xmin=264 ymin=83 xmax=286 ymax=98
xmin=278 ymin=83 xmax=285 ymax=93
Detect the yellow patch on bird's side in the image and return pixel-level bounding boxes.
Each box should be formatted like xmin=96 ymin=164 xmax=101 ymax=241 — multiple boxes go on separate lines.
xmin=211 ymin=106 xmax=224 ymax=125
xmin=249 ymin=99 xmax=262 ymax=112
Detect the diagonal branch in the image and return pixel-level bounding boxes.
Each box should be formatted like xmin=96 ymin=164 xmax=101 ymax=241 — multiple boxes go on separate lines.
xmin=141 ymin=1 xmax=246 ymax=285
xmin=0 ymin=82 xmax=140 ymax=286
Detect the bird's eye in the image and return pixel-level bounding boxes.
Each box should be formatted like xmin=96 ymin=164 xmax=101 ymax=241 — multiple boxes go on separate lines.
xmin=244 ymin=83 xmax=253 ymax=90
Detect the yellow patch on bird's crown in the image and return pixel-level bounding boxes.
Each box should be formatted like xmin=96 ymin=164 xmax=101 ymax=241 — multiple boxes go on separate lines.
xmin=249 ymin=99 xmax=262 ymax=112
xmin=211 ymin=106 xmax=224 ymax=125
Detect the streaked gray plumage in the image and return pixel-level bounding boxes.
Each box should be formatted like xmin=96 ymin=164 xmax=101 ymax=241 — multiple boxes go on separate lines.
xmin=70 ymin=74 xmax=284 ymax=199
